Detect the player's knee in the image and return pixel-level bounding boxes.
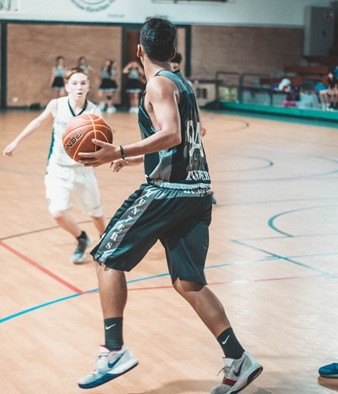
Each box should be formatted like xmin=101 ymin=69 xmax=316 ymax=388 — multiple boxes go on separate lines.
xmin=173 ymin=278 xmax=204 ymax=294
xmin=51 ymin=210 xmax=66 ymax=220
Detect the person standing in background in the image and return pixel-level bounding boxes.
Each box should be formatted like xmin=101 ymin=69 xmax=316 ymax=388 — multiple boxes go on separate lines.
xmin=98 ymin=59 xmax=119 ymax=114
xmin=77 ymin=56 xmax=95 ymax=77
xmin=50 ymin=55 xmax=66 ymax=98
xmin=122 ymin=60 xmax=145 ymax=113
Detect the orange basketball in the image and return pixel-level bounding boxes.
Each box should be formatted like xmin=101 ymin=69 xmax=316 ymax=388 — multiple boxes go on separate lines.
xmin=62 ymin=114 xmax=113 ymax=162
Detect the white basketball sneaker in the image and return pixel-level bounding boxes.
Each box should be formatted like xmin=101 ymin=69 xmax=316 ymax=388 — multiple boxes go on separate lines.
xmin=78 ymin=345 xmax=138 ymax=389
xmin=210 ymin=351 xmax=263 ymax=394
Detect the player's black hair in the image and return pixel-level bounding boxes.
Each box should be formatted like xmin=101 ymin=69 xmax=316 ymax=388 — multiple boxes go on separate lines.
xmin=140 ymin=17 xmax=177 ymax=62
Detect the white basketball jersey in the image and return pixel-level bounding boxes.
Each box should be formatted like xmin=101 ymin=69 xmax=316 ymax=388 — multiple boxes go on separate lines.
xmin=48 ymin=97 xmax=99 ymax=167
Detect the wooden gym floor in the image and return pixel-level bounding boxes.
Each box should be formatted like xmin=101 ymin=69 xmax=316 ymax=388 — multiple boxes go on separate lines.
xmin=1 ymin=109 xmax=338 ymax=394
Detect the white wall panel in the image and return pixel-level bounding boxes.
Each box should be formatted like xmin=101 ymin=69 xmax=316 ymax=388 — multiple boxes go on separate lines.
xmin=0 ymin=0 xmax=332 ymax=27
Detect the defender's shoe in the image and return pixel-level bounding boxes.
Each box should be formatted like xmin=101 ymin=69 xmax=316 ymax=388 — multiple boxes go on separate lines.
xmin=319 ymin=362 xmax=338 ymax=378
xmin=72 ymin=234 xmax=91 ymax=264
xmin=210 ymin=351 xmax=263 ymax=394
xmin=78 ymin=345 xmax=139 ymax=389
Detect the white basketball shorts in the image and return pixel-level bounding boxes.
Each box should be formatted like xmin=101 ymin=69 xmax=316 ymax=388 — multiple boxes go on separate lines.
xmin=44 ymin=163 xmax=103 ymax=217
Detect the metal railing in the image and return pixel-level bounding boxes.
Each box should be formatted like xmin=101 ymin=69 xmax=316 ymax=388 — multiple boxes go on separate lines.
xmin=215 ymin=71 xmax=241 ymax=101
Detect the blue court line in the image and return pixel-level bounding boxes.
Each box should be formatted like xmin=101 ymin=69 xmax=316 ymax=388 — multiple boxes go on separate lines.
xmin=268 ymin=204 xmax=338 ymax=237
xmin=0 ymin=293 xmax=82 ymax=323
xmin=3 ymin=197 xmax=338 ymax=242
xmin=1 ymin=254 xmax=336 ymax=324
xmin=219 ymin=155 xmax=273 ymax=173
xmin=223 ymin=168 xmax=338 ymax=184
xmin=233 ymin=239 xmax=338 ymax=279
xmin=221 ymin=154 xmax=338 ymax=183
xmin=204 ymin=256 xmax=278 ymax=269
xmin=0 ymin=274 xmax=169 ymax=324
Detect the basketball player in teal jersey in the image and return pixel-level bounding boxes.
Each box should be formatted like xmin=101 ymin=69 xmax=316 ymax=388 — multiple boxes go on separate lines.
xmin=77 ymin=18 xmax=262 ymax=393
xmin=3 ymin=67 xmax=106 ymax=264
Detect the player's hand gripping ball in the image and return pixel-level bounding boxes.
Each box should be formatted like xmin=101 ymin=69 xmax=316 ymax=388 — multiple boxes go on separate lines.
xmin=62 ymin=114 xmax=113 ymax=162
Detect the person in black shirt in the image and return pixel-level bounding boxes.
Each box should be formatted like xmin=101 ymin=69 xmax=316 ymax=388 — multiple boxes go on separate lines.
xmin=78 ymin=18 xmax=262 ymax=394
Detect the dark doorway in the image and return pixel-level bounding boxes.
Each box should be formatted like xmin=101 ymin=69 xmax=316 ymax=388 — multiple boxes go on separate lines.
xmin=121 ymin=27 xmax=142 ymax=109
xmin=121 ymin=24 xmax=190 ymax=109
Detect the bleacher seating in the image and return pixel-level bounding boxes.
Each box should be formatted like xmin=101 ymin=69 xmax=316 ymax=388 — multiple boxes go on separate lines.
xmin=209 ymin=63 xmax=333 ymax=108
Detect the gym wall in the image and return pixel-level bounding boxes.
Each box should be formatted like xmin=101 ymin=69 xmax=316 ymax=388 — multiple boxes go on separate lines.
xmin=6 ymin=22 xmax=302 ymax=107
xmin=7 ymin=24 xmax=122 ymax=107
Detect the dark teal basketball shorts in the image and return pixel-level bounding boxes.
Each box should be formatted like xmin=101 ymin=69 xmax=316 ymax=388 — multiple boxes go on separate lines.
xmin=91 ymin=183 xmax=212 ymax=284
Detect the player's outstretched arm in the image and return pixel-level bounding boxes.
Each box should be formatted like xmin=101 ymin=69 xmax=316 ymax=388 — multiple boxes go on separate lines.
xmin=3 ymin=100 xmax=56 ymax=157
